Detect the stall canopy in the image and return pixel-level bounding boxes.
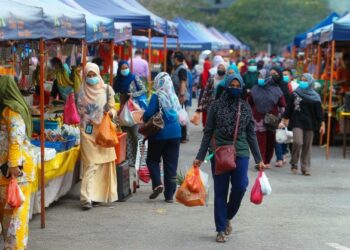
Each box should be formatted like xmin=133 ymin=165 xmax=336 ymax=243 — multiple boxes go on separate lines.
xmin=208 ymin=27 xmax=231 ymax=50
xmin=13 ymin=0 xmax=86 ymax=40
xmin=0 ymin=0 xmax=48 ymax=41
xmin=72 ymin=0 xmax=165 ymax=36
xmin=320 ymin=12 xmax=350 ymax=44
xmin=193 ymin=21 xmax=229 ymax=50
xmin=293 ymin=12 xmax=339 ymax=47
xmin=223 ymin=32 xmax=244 ymax=50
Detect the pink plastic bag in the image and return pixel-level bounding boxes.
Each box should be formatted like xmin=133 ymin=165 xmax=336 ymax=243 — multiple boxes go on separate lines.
xmin=250 ymin=171 xmax=264 ymax=205
xmin=64 ymin=94 xmax=80 ymax=125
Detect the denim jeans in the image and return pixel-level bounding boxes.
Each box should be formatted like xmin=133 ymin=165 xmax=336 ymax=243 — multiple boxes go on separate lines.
xmin=146 ymin=138 xmax=180 ymax=200
xmin=210 ymin=156 xmax=249 ymax=232
xmin=275 ymin=143 xmax=288 ymax=161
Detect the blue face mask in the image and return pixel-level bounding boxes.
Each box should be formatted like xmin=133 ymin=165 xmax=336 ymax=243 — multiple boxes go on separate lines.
xmin=121 ymin=68 xmax=130 ymax=76
xmin=86 ymin=76 xmax=99 ymax=85
xmin=258 ymin=79 xmax=265 ymax=86
xmin=283 ymin=75 xmax=290 ymax=83
xmin=248 ymin=65 xmax=257 ymax=72
xmin=227 ymin=87 xmax=242 ymax=97
xmin=298 ymin=81 xmax=309 ymax=89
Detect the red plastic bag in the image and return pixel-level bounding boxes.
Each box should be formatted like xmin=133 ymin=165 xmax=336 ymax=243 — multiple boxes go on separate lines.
xmin=63 ymin=93 xmax=80 ymax=125
xmin=138 ymin=166 xmax=151 ymax=183
xmin=250 ymin=171 xmax=263 ymax=205
xmin=176 ymin=166 xmax=206 ymax=207
xmin=7 ymin=178 xmax=25 ymax=208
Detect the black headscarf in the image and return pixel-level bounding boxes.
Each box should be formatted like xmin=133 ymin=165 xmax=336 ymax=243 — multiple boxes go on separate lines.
xmin=271 ymin=66 xmax=290 ymax=101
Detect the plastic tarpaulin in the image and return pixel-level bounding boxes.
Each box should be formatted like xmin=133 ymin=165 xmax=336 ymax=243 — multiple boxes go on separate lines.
xmin=0 ymin=0 xmax=48 ymax=41
xmin=320 ymin=13 xmax=350 ymax=44
xmin=223 ymin=32 xmax=244 ymax=50
xmin=208 ymin=27 xmax=231 ymax=50
xmin=114 ymin=22 xmax=132 ymax=43
xmin=293 ymin=12 xmax=339 ymax=47
xmin=14 ymin=0 xmax=86 ymax=40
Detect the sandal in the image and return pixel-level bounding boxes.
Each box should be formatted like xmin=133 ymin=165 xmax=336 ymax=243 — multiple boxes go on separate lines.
xmin=291 ymin=165 xmax=298 ymax=174
xmin=224 ymin=220 xmax=232 ymax=236
xmin=216 ymin=232 xmax=226 ymax=243
xmin=81 ymin=201 xmax=92 ymax=211
xmin=275 ymin=160 xmax=283 ymax=168
xmin=149 ymin=186 xmax=164 ymax=199
xmin=302 ymin=171 xmax=311 ymax=176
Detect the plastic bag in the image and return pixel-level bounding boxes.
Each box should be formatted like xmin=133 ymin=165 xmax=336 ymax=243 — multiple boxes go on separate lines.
xmin=259 ymin=172 xmax=272 ymax=196
xmin=7 ymin=178 xmax=25 ymax=208
xmin=95 ymin=113 xmax=119 ymax=147
xmin=138 ymin=166 xmax=151 ymax=183
xmin=176 ymin=166 xmax=206 ymax=207
xmin=119 ymin=99 xmax=144 ymax=127
xmin=63 ymin=93 xmax=81 ymax=125
xmin=276 ymin=128 xmax=293 ymax=144
xmin=250 ymin=171 xmax=263 ymax=205
xmin=190 ymin=112 xmax=200 ymax=126
xmin=178 ymin=106 xmax=189 ymax=126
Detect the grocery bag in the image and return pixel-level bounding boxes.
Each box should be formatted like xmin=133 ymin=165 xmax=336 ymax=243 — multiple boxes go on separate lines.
xmin=190 ymin=112 xmax=200 ymax=126
xmin=178 ymin=106 xmax=189 ymax=126
xmin=119 ymin=99 xmax=144 ymax=127
xmin=95 ymin=113 xmax=119 ymax=147
xmin=7 ymin=178 xmax=25 ymax=208
xmin=259 ymin=172 xmax=272 ymax=196
xmin=63 ymin=93 xmax=80 ymax=125
xmin=250 ymin=171 xmax=263 ymax=205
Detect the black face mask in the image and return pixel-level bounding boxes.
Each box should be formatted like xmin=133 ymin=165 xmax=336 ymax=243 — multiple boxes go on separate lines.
xmin=272 ymin=74 xmax=281 ymax=82
xmin=217 ymin=70 xmax=226 ymax=76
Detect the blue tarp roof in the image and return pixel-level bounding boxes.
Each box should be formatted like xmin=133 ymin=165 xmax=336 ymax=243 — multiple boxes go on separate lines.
xmin=72 ymin=0 xmax=165 ymax=36
xmin=222 ymin=32 xmax=243 ymax=49
xmin=0 ymin=0 xmax=48 ymax=41
xmin=208 ymin=27 xmax=231 ymax=49
xmin=13 ymin=0 xmax=86 ymax=40
xmin=293 ymin=12 xmax=339 ymax=47
xmin=320 ymin=12 xmax=350 ymax=44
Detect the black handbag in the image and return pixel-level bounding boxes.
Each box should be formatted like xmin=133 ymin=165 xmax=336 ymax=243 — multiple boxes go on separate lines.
xmin=264 ymin=113 xmax=280 ymax=131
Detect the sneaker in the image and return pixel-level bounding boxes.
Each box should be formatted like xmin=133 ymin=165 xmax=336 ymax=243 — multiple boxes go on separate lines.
xmin=224 ymin=220 xmax=232 ymax=236
xmin=216 ymin=232 xmax=226 ymax=243
xmin=81 ymin=202 xmax=92 ymax=210
xmin=149 ymin=186 xmax=164 ymax=199
xmin=165 ymin=199 xmax=174 ymax=203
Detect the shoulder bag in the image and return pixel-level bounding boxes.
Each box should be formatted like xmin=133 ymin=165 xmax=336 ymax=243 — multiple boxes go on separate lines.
xmin=138 ymin=96 xmax=164 ymax=138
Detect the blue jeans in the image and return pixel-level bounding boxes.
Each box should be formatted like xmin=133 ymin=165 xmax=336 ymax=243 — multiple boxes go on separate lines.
xmin=275 ymin=143 xmax=288 ymax=161
xmin=210 ymin=156 xmax=249 ymax=232
xmin=146 ymin=139 xmax=180 ymax=200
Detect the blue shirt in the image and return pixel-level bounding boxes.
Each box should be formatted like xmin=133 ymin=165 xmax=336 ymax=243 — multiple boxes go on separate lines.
xmin=143 ymin=94 xmax=181 ymax=140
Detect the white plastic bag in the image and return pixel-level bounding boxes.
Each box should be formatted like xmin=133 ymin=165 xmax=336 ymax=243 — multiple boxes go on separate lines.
xmin=178 ymin=107 xmax=188 ymax=126
xmin=259 ymin=172 xmax=272 ymax=196
xmin=276 ymin=128 xmax=293 ymax=144
xmin=199 ymin=169 xmax=210 ymax=206
xmin=119 ymin=102 xmax=136 ymax=127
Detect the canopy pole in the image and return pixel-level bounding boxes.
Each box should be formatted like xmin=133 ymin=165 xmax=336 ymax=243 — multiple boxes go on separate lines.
xmin=39 ymin=38 xmax=46 ymax=229
xmin=130 ymin=41 xmax=133 ymax=73
xmin=118 ymin=45 xmax=122 ymax=60
xmin=148 ymin=28 xmax=152 ymax=94
xmin=163 ymin=36 xmax=167 ymax=72
xmin=82 ymin=40 xmax=87 ymax=70
xmin=109 ymin=39 xmax=114 ymax=86
xmin=323 ymin=43 xmax=331 ymax=105
xmin=316 ymin=44 xmax=321 ymax=79
xmin=292 ymin=46 xmax=296 ymax=61
xmin=304 ymin=46 xmax=309 ymax=73
xmin=326 ymin=40 xmax=336 ymax=159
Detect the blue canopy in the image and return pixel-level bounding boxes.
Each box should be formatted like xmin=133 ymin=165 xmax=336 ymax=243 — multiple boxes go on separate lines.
xmin=320 ymin=12 xmax=350 ymax=44
xmin=208 ymin=27 xmax=231 ymax=50
xmin=14 ymin=0 xmax=86 ymax=40
xmin=0 ymin=0 xmax=48 ymax=41
xmin=222 ymin=32 xmax=243 ymax=49
xmin=293 ymin=12 xmax=339 ymax=47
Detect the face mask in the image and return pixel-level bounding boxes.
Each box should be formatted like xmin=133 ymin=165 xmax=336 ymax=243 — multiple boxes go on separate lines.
xmin=217 ymin=70 xmax=226 ymax=76
xmin=86 ymin=76 xmax=99 ymax=85
xmin=298 ymin=81 xmax=309 ymax=89
xmin=258 ymin=79 xmax=265 ymax=86
xmin=283 ymin=75 xmax=290 ymax=83
xmin=248 ymin=65 xmax=257 ymax=72
xmin=121 ymin=68 xmax=130 ymax=76
xmin=227 ymin=87 xmax=242 ymax=97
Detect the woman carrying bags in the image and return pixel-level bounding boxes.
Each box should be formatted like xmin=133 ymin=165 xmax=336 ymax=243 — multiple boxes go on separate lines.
xmin=194 ymin=74 xmax=264 ymax=243
xmin=143 ymin=73 xmax=181 ymax=203
xmin=280 ymin=73 xmax=325 ymax=176
xmin=77 ymin=63 xmax=118 ymax=210
xmin=0 ymin=75 xmax=36 ymax=249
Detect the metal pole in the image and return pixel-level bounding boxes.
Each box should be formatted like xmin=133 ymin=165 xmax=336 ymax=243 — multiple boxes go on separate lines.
xmin=148 ymin=28 xmax=152 ymax=94
xmin=39 ymin=38 xmax=46 ymax=229
xmin=110 ymin=39 xmax=114 ymax=85
xmin=82 ymin=40 xmax=87 ymax=70
xmin=323 ymin=43 xmax=331 ymax=105
xmin=326 ymin=40 xmax=336 ymax=159
xmin=163 ymin=35 xmax=167 ymax=72
xmin=316 ymin=44 xmax=321 ymax=79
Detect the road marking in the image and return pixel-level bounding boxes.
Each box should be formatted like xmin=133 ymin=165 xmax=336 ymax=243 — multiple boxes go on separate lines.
xmin=327 ymin=243 xmax=350 ymax=250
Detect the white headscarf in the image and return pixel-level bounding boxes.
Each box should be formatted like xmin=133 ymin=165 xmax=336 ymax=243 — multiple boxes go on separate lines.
xmin=153 ymin=72 xmax=181 ymax=114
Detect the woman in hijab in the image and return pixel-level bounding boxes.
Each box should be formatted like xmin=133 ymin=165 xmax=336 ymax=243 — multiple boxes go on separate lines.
xmin=215 ymin=64 xmax=240 ymax=99
xmin=0 ymin=75 xmax=36 ymax=249
xmin=280 ymin=73 xmax=325 ymax=176
xmin=77 ymin=63 xmax=118 ymax=210
xmin=197 ymin=62 xmax=226 ymax=127
xmin=248 ymin=69 xmax=286 ymax=168
xmin=194 ymin=74 xmax=264 ymax=243
xmin=243 ymin=59 xmax=259 ymax=91
xmin=143 ymin=73 xmax=181 ymax=203
xmin=113 ymin=60 xmax=147 ymax=168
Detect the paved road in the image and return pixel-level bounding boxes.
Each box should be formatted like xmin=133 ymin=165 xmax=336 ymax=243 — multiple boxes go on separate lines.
xmin=7 ymin=109 xmax=350 ymax=250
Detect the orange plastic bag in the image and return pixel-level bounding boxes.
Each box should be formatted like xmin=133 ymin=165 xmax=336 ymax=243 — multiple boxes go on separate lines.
xmin=7 ymin=178 xmax=25 ymax=208
xmin=96 ymin=113 xmax=119 ymax=148
xmin=190 ymin=112 xmax=200 ymax=126
xmin=176 ymin=166 xmax=206 ymax=207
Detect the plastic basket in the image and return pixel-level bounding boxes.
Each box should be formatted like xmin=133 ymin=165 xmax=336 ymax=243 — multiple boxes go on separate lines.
xmin=33 ymin=119 xmax=59 ymax=134
xmin=115 ymin=132 xmax=127 ymax=165
xmin=65 ymin=135 xmax=77 ymax=151
xmin=31 ymin=140 xmax=66 ymax=153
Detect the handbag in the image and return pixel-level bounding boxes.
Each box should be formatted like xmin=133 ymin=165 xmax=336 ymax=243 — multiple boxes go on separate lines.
xmin=138 ymin=97 xmax=164 ymax=137
xmin=213 ymin=102 xmax=241 ymax=175
xmin=263 ymin=113 xmax=280 ymax=131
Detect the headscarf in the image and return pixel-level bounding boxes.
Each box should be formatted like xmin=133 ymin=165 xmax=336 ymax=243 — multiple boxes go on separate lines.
xmin=251 ymin=69 xmax=284 ymax=114
xmin=201 ymin=59 xmax=211 ymax=88
xmin=271 ymin=66 xmax=291 ymax=100
xmin=213 ymin=55 xmax=224 ymax=68
xmin=153 ymin=72 xmax=181 ymax=115
xmin=295 ymin=73 xmax=321 ymax=102
xmin=259 ymin=69 xmax=268 ymax=79
xmin=114 ymin=60 xmax=136 ymax=93
xmin=0 ymin=75 xmax=32 ymax=136
xmin=227 ymin=64 xmax=240 ymax=75
xmin=212 ymin=74 xmax=251 ymax=137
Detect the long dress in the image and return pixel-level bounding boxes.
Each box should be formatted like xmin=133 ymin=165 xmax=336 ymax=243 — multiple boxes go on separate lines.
xmin=0 ymin=107 xmax=36 ymax=250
